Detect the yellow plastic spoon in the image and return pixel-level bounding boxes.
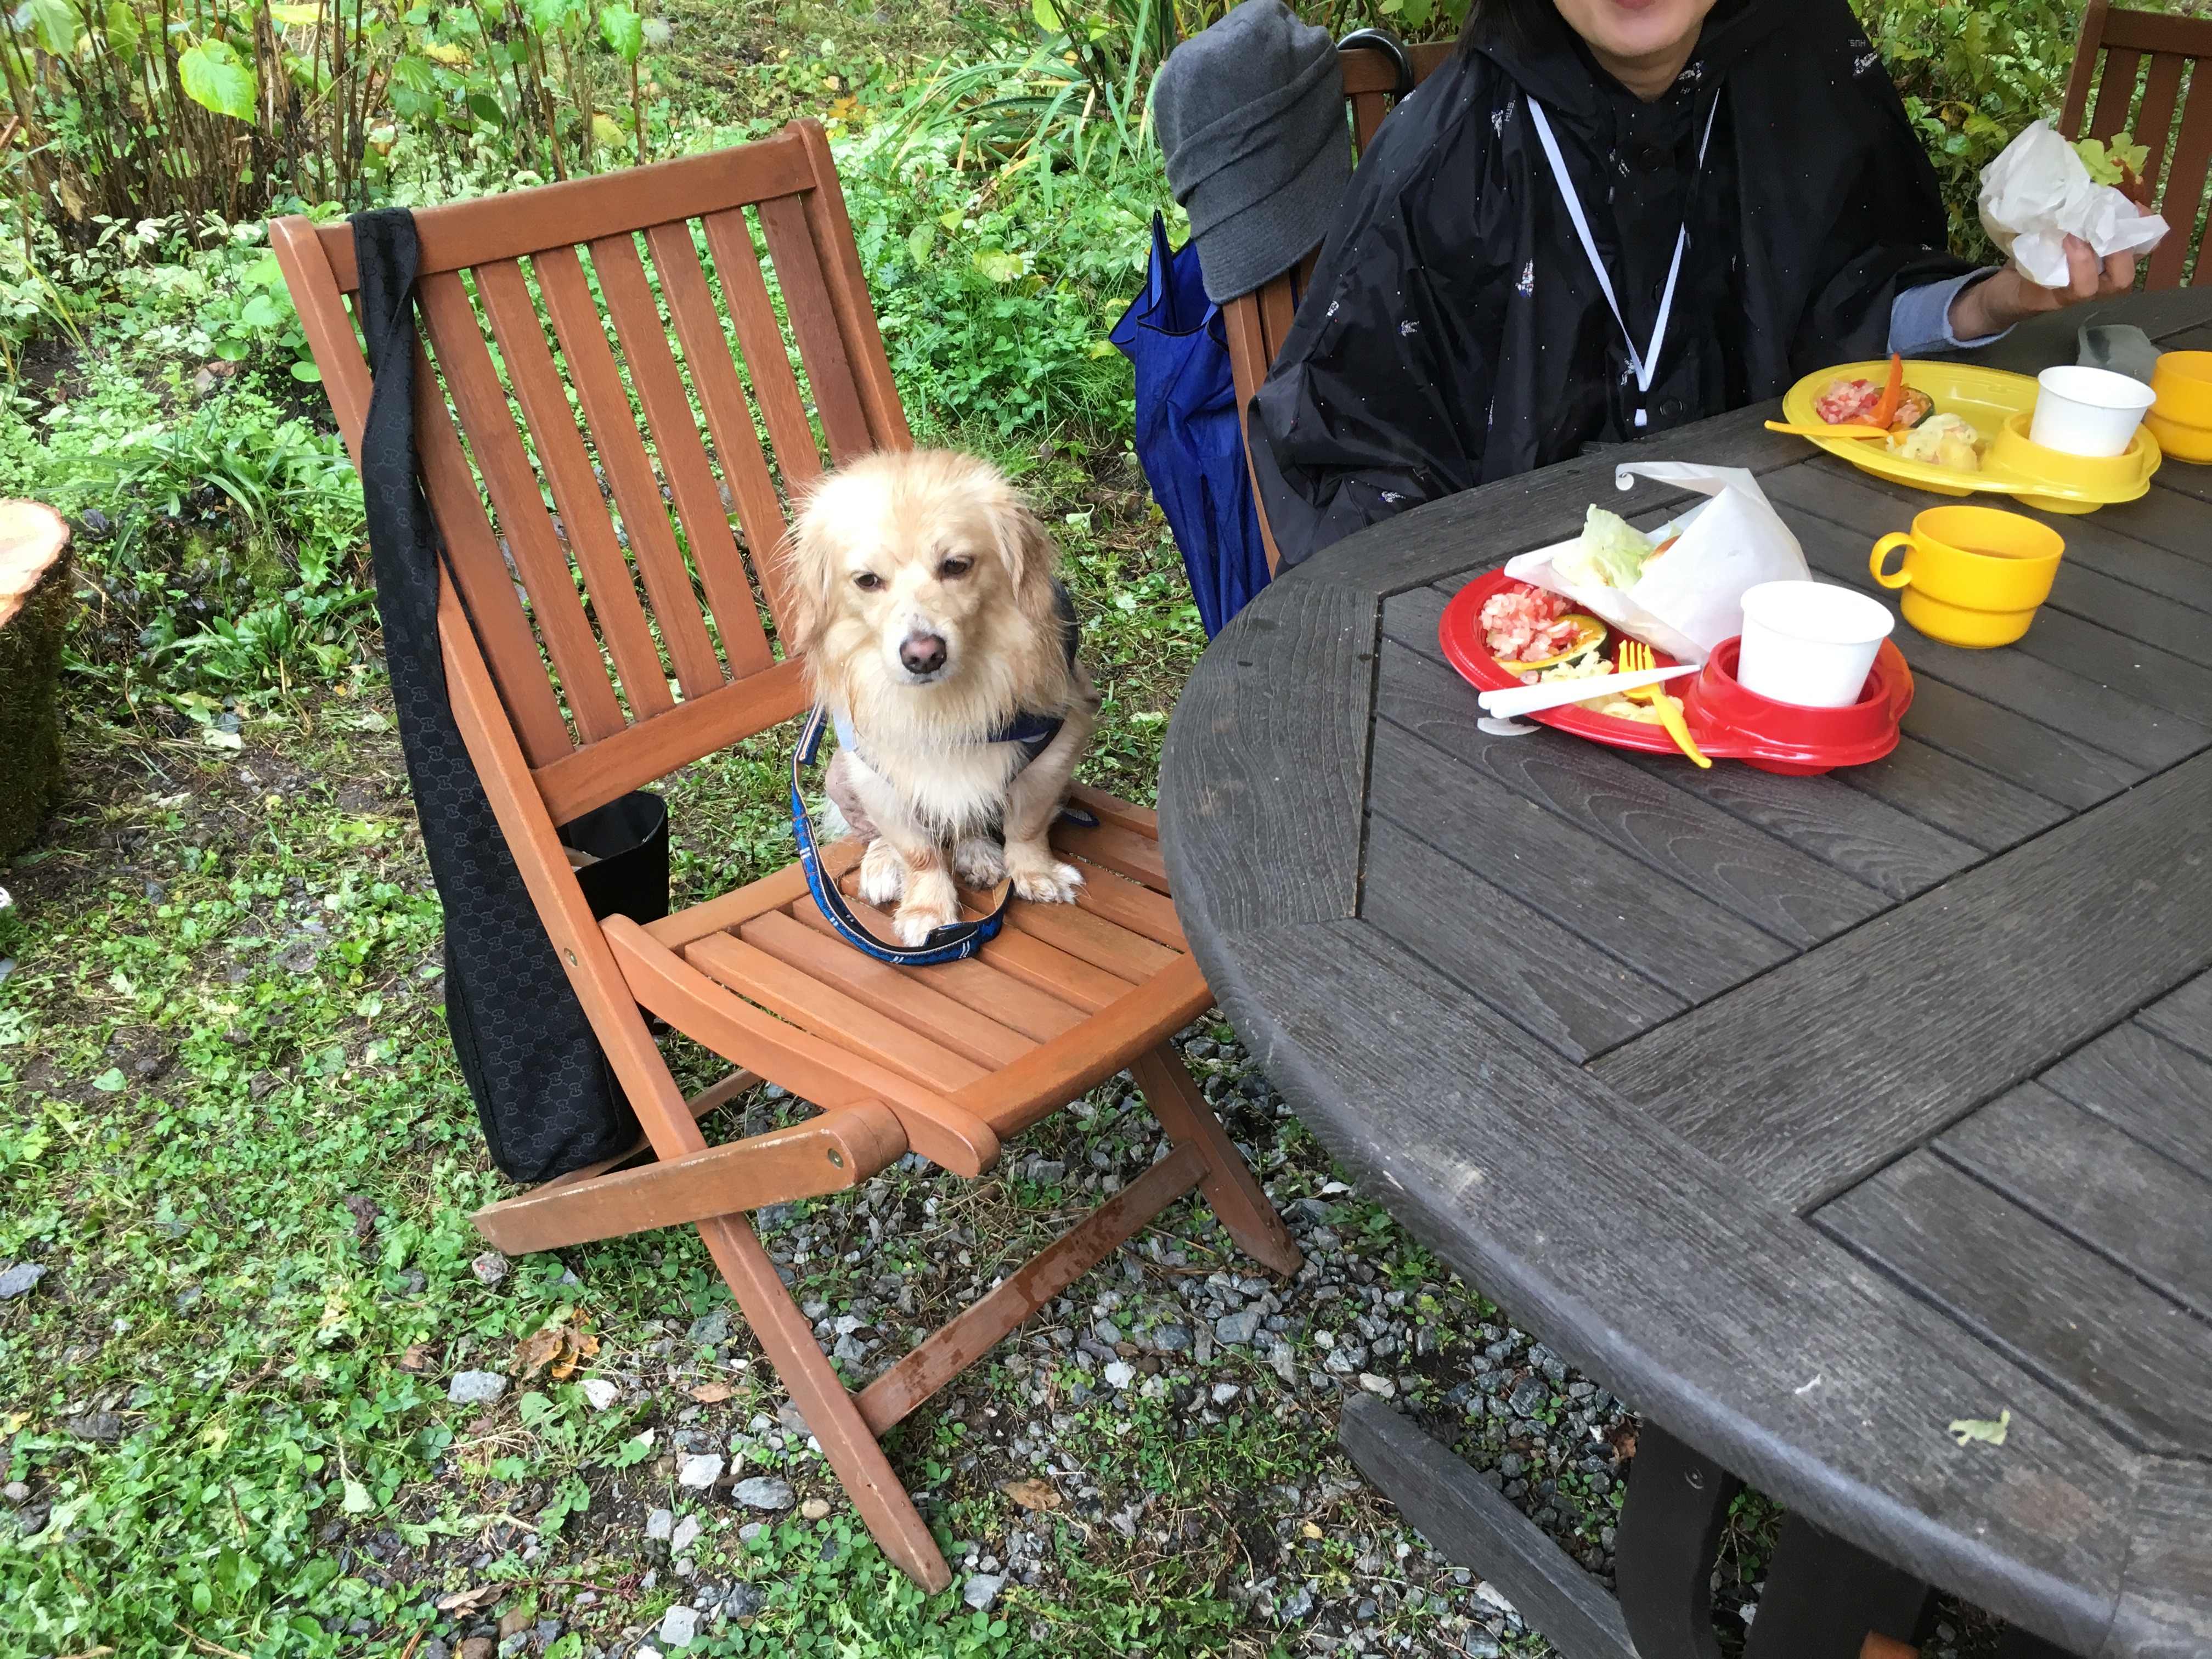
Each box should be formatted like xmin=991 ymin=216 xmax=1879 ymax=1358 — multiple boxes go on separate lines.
xmin=1764 ymin=420 xmax=1889 ymax=440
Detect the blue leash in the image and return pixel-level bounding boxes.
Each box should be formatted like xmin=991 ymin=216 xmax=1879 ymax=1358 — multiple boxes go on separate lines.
xmin=789 ymin=706 xmax=1095 ymax=968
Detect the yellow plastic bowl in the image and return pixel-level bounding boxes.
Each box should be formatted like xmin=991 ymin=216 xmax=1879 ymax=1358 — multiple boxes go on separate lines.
xmin=1985 ymin=411 xmax=2159 ymax=511
xmin=2145 ymin=408 xmax=2212 ymax=464
xmin=2152 ymin=349 xmax=2212 ymax=428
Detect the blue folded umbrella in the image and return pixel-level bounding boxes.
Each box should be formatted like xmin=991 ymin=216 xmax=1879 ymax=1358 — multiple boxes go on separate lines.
xmin=1110 ymin=213 xmax=1271 ymax=639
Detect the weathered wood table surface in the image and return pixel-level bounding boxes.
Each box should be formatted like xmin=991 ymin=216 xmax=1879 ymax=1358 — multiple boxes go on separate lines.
xmin=1158 ymin=291 xmax=2212 ymax=1659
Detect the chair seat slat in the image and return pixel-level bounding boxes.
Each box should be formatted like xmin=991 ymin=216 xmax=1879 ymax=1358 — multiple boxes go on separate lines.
xmin=1067 ymin=784 xmax=1158 ymax=837
xmin=1063 ymin=862 xmax=1190 ymax=951
xmin=1052 ymin=820 xmax=1173 ymax=894
xmin=646 ymin=220 xmax=801 ymax=635
xmin=685 ymin=932 xmax=989 ymax=1092
xmin=411 ymin=349 xmax=574 ymax=765
xmin=419 ymin=272 xmax=628 ymax=743
xmin=607 ymin=915 xmax=998 ymax=1177
xmin=945 ymin=893 xmax=1144 ymax=1008
xmin=739 ymin=909 xmax=1037 ymax=1069
xmin=780 ymin=894 xmax=1090 ymax=1042
xmin=950 ymin=953 xmax=1217 ymax=1137
xmin=701 ymin=207 xmax=823 ymax=488
xmin=534 ymin=245 xmax=727 ymax=698
xmin=645 ymin=837 xmax=861 ymax=949
xmin=473 ymin=258 xmax=675 ymax=722
xmin=833 ymin=872 xmax=1136 ymax=1010
xmin=969 ymin=886 xmax=1182 ymax=980
xmin=591 ymin=232 xmax=777 ymax=679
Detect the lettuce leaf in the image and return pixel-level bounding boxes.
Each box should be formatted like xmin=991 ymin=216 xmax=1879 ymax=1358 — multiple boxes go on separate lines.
xmin=2076 ymin=131 xmax=2149 ymax=187
xmin=1554 ymin=505 xmax=1654 ymax=590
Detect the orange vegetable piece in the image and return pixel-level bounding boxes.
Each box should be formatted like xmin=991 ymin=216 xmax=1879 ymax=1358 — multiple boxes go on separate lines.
xmin=1870 ymin=352 xmax=1904 ymax=430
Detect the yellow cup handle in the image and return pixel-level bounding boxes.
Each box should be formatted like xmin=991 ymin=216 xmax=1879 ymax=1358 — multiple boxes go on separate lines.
xmin=1870 ymin=532 xmax=1916 ymax=590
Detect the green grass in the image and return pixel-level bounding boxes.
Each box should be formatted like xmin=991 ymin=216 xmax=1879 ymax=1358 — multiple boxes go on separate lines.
xmin=0 ymin=487 xmax=1574 ymax=1657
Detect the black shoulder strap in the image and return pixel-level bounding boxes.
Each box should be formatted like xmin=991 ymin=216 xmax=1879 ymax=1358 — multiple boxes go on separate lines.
xmin=352 ymin=208 xmax=640 ymax=1184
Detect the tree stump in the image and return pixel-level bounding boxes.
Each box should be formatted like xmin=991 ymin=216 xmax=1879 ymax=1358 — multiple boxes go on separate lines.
xmin=0 ymin=502 xmax=72 ymax=860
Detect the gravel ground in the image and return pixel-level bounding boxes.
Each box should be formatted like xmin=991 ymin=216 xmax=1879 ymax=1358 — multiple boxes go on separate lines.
xmin=418 ymin=1009 xmax=2006 ymax=1659
xmin=397 ymin=1013 xmax=1732 ymax=1659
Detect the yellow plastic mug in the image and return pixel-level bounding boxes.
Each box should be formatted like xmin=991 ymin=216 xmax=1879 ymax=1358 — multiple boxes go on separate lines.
xmin=1869 ymin=505 xmax=2064 ymax=648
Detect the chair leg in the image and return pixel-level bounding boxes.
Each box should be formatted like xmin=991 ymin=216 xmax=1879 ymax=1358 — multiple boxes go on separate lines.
xmin=1131 ymin=1042 xmax=1303 ymax=1277
xmin=692 ymin=1212 xmax=951 ymax=1593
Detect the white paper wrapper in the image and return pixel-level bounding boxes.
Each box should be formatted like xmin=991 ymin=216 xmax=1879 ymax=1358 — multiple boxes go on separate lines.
xmin=1978 ymin=121 xmax=2168 ymax=289
xmin=1501 ymin=462 xmax=1810 ymax=664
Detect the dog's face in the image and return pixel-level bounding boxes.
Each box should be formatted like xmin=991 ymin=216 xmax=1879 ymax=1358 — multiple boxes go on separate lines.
xmin=783 ymin=449 xmax=1059 ymax=703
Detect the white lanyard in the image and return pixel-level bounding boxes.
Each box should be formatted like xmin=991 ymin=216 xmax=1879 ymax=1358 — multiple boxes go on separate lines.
xmin=1527 ymin=93 xmax=1721 ymax=428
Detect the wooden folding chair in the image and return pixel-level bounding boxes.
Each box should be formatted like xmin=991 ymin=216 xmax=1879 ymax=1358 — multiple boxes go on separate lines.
xmin=2062 ymin=2 xmax=2212 ymax=289
xmin=1220 ymin=37 xmax=1454 ymax=571
xmin=270 ymin=119 xmax=1300 ymax=1592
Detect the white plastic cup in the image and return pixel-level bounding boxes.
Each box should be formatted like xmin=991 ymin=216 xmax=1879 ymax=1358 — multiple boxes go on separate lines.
xmin=1736 ymin=581 xmax=1895 ymax=708
xmin=2030 ymin=365 xmax=2156 ymax=458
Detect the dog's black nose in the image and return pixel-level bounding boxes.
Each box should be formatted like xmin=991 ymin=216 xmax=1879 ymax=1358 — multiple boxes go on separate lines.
xmin=900 ymin=634 xmax=947 ymax=676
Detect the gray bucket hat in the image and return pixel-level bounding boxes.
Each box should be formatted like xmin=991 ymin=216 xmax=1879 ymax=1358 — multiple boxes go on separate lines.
xmin=1154 ymin=0 xmax=1351 ymax=305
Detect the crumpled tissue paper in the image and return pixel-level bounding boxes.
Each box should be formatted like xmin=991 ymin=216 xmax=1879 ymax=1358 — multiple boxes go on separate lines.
xmin=1979 ymin=121 xmax=2168 ymax=288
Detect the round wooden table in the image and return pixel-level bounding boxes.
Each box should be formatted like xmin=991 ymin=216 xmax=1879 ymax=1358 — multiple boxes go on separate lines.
xmin=1159 ymin=292 xmax=2212 ymax=1659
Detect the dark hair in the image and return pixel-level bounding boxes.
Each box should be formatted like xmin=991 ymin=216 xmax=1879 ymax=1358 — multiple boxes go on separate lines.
xmin=1457 ymin=0 xmax=1556 ymax=53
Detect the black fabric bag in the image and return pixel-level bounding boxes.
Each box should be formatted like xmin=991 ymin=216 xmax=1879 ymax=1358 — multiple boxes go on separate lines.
xmin=352 ymin=207 xmax=645 ymax=1183
xmin=562 ymin=792 xmax=672 ymax=926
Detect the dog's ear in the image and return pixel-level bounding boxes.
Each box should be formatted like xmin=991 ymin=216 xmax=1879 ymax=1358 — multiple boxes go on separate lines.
xmin=775 ymin=473 xmax=837 ymax=658
xmin=991 ymin=492 xmax=1064 ymax=634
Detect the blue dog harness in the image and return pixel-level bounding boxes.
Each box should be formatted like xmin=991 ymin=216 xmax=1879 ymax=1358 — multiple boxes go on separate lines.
xmin=791 ymin=581 xmax=1096 ymax=967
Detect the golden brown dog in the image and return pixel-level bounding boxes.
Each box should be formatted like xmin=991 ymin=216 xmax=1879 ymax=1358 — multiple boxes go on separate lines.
xmin=781 ymin=449 xmax=1100 ymax=947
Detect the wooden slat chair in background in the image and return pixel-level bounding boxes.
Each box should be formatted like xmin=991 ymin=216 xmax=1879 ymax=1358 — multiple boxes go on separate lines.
xmin=2062 ymin=2 xmax=2212 ymax=289
xmin=1222 ymin=37 xmax=1453 ymax=571
xmin=270 ymin=119 xmax=1300 ymax=1593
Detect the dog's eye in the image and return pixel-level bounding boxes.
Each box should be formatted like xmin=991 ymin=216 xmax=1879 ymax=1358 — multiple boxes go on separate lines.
xmin=938 ymin=556 xmax=973 ymax=579
xmin=852 ymin=572 xmax=883 ymax=591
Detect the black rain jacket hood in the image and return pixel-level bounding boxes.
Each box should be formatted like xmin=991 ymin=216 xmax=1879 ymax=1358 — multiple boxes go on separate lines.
xmin=1249 ymin=0 xmax=1974 ymax=565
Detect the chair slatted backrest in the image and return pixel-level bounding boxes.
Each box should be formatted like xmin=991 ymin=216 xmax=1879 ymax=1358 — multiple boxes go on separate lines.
xmin=1223 ymin=40 xmax=1453 ymax=571
xmin=2061 ymin=2 xmax=2212 ymax=290
xmin=271 ymin=120 xmax=904 ymax=829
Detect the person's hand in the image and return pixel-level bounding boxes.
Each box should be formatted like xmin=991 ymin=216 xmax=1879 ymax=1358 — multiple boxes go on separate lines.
xmin=1948 ymin=234 xmax=2137 ymax=340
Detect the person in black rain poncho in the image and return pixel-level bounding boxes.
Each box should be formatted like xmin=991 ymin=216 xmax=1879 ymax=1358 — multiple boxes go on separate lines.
xmin=1249 ymin=0 xmax=2137 ymax=567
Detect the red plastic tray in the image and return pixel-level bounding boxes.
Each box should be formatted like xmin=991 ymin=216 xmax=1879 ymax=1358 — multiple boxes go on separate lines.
xmin=1438 ymin=571 xmax=1913 ymax=775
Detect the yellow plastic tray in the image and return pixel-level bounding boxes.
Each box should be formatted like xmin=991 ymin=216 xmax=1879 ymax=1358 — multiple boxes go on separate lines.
xmin=1781 ymin=360 xmax=2161 ymax=514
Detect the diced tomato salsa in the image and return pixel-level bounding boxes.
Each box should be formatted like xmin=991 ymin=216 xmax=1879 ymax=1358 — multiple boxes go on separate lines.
xmin=1815 ymin=377 xmax=1881 ymax=425
xmin=1479 ymin=580 xmax=1581 ymax=663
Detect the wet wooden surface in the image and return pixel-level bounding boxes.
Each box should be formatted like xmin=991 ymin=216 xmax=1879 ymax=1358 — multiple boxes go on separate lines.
xmin=1161 ymin=295 xmax=2212 ymax=1656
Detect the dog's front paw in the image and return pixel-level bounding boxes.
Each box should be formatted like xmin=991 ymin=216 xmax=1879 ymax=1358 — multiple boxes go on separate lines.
xmin=857 ymin=838 xmax=906 ymax=906
xmin=893 ymin=893 xmax=961 ymax=946
xmin=1006 ymin=845 xmax=1086 ymax=905
xmin=952 ymin=836 xmax=1008 ymax=889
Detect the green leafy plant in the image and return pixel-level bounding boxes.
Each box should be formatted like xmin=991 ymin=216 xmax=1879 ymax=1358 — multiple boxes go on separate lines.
xmin=1851 ymin=0 xmax=2081 ymax=261
xmin=0 ymin=0 xmax=673 ymax=241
